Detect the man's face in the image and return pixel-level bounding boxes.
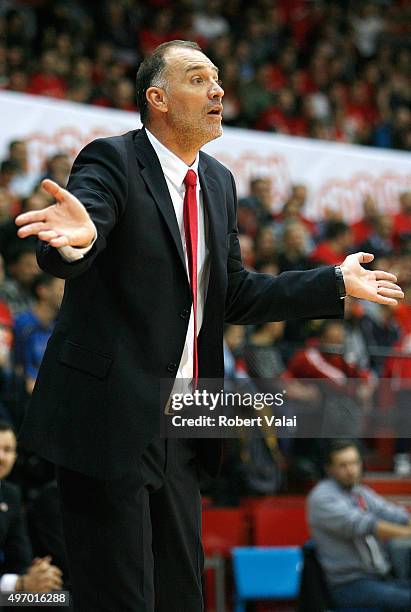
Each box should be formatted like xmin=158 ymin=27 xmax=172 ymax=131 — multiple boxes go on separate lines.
xmin=327 ymin=446 xmax=362 ymax=489
xmin=160 ymin=47 xmax=224 ymax=149
xmin=0 ymin=430 xmax=17 ymax=480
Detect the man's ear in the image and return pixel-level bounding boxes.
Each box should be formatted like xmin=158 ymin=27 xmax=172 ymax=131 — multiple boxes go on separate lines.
xmin=146 ymin=86 xmax=168 ymax=115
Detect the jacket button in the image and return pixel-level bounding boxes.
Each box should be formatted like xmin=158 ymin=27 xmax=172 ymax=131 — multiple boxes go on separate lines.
xmin=180 ymin=309 xmax=190 ymax=320
xmin=167 ymin=362 xmax=177 ymax=373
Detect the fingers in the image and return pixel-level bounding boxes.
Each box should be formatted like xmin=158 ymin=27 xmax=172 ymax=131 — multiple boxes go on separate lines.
xmin=17 ymin=221 xmax=50 ymax=239
xmin=41 ymin=179 xmax=67 ymax=202
xmin=49 ymin=235 xmax=70 ymax=248
xmin=356 ymin=252 xmax=374 ymax=264
xmin=17 ymin=224 xmax=70 ymax=247
xmin=374 ymin=270 xmax=398 ymax=283
xmin=377 ymin=286 xmax=404 ymax=299
xmin=377 ymin=280 xmax=402 ymax=291
xmin=375 ymin=295 xmax=399 ymax=306
xmin=15 ymin=209 xmax=46 ymax=227
xmin=38 ymin=230 xmax=59 ymax=242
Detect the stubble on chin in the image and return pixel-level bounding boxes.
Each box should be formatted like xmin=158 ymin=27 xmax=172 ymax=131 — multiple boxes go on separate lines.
xmin=172 ymin=113 xmax=223 ymax=150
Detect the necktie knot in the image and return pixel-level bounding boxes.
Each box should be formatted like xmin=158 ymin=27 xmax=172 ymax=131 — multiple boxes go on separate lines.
xmin=184 ymin=169 xmax=197 ymax=188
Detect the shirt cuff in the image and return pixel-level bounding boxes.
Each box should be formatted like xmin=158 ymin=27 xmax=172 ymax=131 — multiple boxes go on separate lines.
xmin=0 ymin=574 xmax=18 ymax=592
xmin=58 ymin=224 xmax=97 ymax=262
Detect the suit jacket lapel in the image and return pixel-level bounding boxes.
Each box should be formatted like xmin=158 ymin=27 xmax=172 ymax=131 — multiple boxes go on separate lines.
xmin=133 ymin=129 xmax=186 ymax=271
xmin=198 ymin=155 xmax=226 ymax=301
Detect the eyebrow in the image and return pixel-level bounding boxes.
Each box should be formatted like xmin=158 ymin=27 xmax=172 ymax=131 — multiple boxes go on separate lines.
xmin=185 ymin=64 xmax=219 ymax=74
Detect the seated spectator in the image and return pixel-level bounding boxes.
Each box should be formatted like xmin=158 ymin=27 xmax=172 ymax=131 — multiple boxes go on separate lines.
xmin=343 ymin=297 xmax=370 ymax=370
xmin=223 ymin=324 xmax=247 ymax=381
xmin=41 ymin=153 xmax=71 ymax=189
xmin=273 ymin=196 xmax=315 ymax=245
xmin=384 ymin=330 xmax=411 ymax=473
xmin=193 ymin=0 xmax=229 ymax=42
xmin=0 ymin=420 xmax=63 ymax=593
xmin=26 ymin=480 xmax=70 ymax=591
xmin=13 ymin=274 xmax=64 ymax=394
xmin=245 ymin=321 xmax=286 ymax=380
xmin=285 ymin=321 xmax=374 ymax=437
xmin=26 ymin=50 xmax=67 ymax=99
xmin=359 ymin=303 xmax=400 ymax=375
xmin=0 ymin=188 xmax=13 ymax=226
xmin=285 ymin=320 xmax=372 ymax=386
xmin=352 ymin=195 xmax=379 ymax=245
xmin=245 ymin=320 xmax=319 ymax=405
xmin=238 ymin=234 xmax=256 ymax=271
xmin=238 ymin=177 xmax=274 ymax=226
xmin=360 ymin=213 xmax=394 ymax=260
xmin=393 ymin=191 xmax=411 ymax=248
xmin=7 ymin=140 xmax=38 ymax=199
xmin=392 ymin=283 xmax=411 ymax=335
xmin=310 ymin=221 xmax=352 ymax=266
xmin=0 ymin=246 xmax=39 ymax=317
xmin=277 ymin=220 xmax=312 ymax=272
xmin=307 ymin=439 xmax=411 ymax=611
xmin=254 ymin=226 xmax=278 ymax=269
xmin=0 ymin=301 xmax=14 ymax=423
xmin=0 ymin=191 xmax=46 ymax=265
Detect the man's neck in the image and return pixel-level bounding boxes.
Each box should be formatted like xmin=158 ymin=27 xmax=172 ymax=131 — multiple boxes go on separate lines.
xmin=145 ymin=124 xmax=198 ymax=166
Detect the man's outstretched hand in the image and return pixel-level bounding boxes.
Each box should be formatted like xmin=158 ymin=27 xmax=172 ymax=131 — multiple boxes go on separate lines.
xmin=341 ymin=253 xmax=404 ymax=305
xmin=15 ymin=179 xmax=96 ymax=249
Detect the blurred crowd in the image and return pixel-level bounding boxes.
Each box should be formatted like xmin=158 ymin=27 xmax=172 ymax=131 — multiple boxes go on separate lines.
xmin=0 ymin=0 xmax=410 ymax=150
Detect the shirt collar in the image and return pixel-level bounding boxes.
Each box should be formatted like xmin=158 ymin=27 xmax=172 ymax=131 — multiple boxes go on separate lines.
xmin=145 ymin=128 xmax=199 ymax=190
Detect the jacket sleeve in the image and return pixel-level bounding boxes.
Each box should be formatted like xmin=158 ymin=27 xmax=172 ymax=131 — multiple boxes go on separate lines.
xmin=36 ymin=137 xmax=128 ymax=280
xmin=224 ymin=173 xmax=344 ymax=325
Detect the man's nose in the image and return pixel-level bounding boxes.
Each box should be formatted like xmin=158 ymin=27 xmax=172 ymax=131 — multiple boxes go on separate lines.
xmin=209 ymin=81 xmax=224 ymax=99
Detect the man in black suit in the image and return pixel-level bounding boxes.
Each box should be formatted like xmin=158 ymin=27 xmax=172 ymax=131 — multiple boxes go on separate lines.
xmin=0 ymin=420 xmax=62 ymax=594
xmin=14 ymin=41 xmax=403 ymax=611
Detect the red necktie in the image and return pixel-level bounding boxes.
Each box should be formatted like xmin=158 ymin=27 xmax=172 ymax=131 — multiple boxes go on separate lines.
xmin=183 ymin=169 xmax=198 ymax=387
xmin=354 ymin=492 xmax=368 ymax=511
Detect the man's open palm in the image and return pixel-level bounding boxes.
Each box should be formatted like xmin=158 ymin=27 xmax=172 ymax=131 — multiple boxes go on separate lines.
xmin=341 ymin=252 xmax=404 ymax=305
xmin=15 ymin=179 xmax=96 ymax=249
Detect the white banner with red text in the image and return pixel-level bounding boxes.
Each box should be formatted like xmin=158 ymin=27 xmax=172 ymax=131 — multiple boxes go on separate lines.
xmin=1 ymin=90 xmax=410 ymax=222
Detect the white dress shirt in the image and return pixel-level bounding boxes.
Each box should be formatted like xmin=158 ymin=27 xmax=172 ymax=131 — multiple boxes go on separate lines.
xmin=59 ymin=128 xmax=210 ymax=387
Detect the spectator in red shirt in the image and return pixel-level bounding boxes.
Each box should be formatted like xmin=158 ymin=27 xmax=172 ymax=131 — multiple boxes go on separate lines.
xmin=27 ymin=50 xmax=67 ymax=99
xmin=310 ymin=221 xmax=352 ymax=266
xmin=285 ymin=321 xmax=372 ymax=384
xmin=352 ymin=195 xmax=379 ymax=245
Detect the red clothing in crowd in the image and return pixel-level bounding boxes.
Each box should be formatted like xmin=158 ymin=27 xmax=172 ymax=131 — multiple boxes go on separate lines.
xmin=393 ymin=212 xmax=411 ymax=247
xmin=284 ymin=345 xmax=371 ymax=395
xmin=351 ymin=218 xmax=374 ymax=245
xmin=384 ymin=333 xmax=411 ymax=391
xmin=285 ymin=346 xmax=371 ymax=381
xmin=309 ymin=241 xmax=346 ymax=265
xmin=256 ymin=107 xmax=308 ymax=136
xmin=392 ymin=303 xmax=411 ymax=335
xmin=27 ymin=74 xmax=67 ymax=98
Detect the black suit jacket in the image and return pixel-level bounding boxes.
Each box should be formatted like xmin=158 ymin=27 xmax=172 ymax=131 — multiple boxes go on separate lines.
xmin=17 ymin=129 xmax=343 ymax=479
xmin=0 ymin=480 xmax=32 ymax=575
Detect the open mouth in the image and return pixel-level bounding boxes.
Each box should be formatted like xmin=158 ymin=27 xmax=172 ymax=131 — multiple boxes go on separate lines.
xmin=207 ymin=108 xmax=223 ymax=116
